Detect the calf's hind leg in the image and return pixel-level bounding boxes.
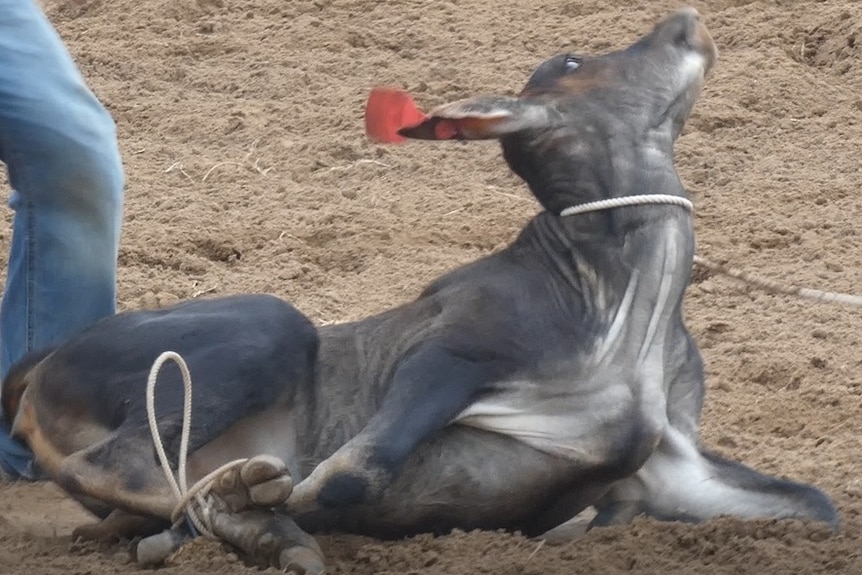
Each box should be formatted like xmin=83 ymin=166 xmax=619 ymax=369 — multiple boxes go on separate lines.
xmin=591 ymin=425 xmax=839 ymax=530
xmin=45 ymin=429 xmax=180 ymax=529
xmin=51 ymin=430 xmax=322 ymax=572
xmin=593 ymin=336 xmax=839 ymax=531
xmin=18 ymin=414 xmax=291 ymax=540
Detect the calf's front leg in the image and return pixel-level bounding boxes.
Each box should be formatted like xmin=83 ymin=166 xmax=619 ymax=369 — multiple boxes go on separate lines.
xmin=287 ymin=343 xmax=498 ymax=514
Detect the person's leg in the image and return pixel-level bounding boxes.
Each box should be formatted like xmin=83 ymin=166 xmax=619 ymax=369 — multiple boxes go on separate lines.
xmin=0 ymin=0 xmax=124 ymax=479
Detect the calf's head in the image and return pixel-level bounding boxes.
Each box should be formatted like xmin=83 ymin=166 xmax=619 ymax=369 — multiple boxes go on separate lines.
xmin=400 ymin=8 xmax=718 ymax=215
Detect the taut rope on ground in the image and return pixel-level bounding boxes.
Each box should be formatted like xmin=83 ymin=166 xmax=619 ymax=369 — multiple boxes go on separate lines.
xmin=692 ymin=255 xmax=862 ymax=308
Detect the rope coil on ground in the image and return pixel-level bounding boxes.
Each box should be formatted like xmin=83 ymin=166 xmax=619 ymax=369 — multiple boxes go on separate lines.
xmin=145 ymin=351 xmax=249 ymax=538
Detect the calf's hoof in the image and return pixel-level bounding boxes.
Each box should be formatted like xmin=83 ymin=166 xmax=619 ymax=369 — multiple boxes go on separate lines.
xmin=212 ymin=454 xmax=293 ymax=512
xmin=135 ymin=526 xmax=192 ymax=565
xmin=211 ymin=508 xmax=324 ymax=574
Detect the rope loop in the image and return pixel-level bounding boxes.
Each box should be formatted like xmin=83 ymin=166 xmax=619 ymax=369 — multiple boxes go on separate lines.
xmin=146 ymin=351 xmax=248 ymax=537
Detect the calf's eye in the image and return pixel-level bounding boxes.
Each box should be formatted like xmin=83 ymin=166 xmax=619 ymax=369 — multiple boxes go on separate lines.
xmin=564 ymin=55 xmax=581 ymax=71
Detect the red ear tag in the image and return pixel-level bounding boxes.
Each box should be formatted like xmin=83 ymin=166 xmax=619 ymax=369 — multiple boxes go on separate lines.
xmin=364 ymin=87 xmax=429 ymax=144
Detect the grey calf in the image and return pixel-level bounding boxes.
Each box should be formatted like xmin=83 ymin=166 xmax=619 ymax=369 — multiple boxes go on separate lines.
xmin=2 ymin=8 xmax=838 ymax=573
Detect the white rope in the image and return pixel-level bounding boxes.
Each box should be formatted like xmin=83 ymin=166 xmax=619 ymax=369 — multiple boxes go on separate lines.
xmin=692 ymin=255 xmax=862 ymax=308
xmin=146 ymin=351 xmax=248 ymax=538
xmin=560 ymin=194 xmax=862 ymax=308
xmin=558 ymin=194 xmax=693 ymax=216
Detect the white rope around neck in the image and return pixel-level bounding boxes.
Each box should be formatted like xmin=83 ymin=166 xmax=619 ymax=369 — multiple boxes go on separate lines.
xmin=558 ymin=194 xmax=693 ymax=217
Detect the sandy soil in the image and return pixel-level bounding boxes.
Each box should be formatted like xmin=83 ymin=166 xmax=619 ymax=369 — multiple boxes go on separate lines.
xmin=2 ymin=0 xmax=862 ymax=573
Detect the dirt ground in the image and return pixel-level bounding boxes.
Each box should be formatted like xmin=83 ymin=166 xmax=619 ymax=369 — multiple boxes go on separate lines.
xmin=2 ymin=0 xmax=862 ymax=573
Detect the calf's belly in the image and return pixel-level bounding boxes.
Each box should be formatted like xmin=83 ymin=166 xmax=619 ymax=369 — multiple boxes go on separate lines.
xmin=186 ymin=404 xmax=302 ymax=485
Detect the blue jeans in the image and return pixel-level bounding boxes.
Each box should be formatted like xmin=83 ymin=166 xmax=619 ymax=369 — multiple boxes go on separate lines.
xmin=0 ymin=0 xmax=124 ymax=479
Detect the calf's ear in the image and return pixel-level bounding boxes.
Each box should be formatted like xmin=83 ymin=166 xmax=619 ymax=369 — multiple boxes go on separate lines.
xmin=364 ymin=87 xmax=553 ymax=143
xmin=400 ymin=96 xmax=554 ymax=141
